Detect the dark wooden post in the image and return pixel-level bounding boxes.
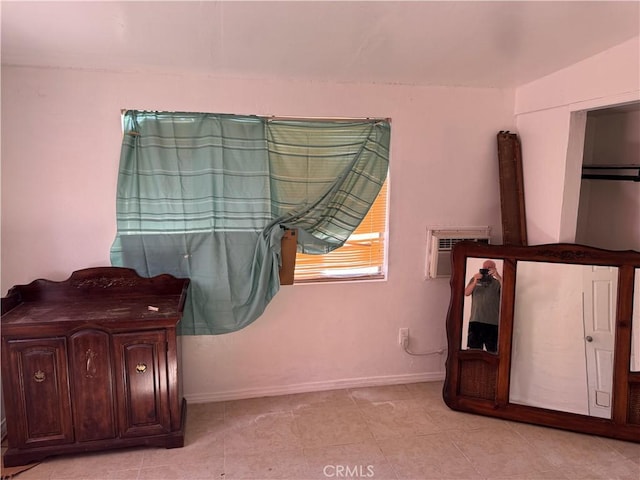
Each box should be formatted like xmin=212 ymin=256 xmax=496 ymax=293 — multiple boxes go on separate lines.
xmin=497 ymin=131 xmax=528 ymax=246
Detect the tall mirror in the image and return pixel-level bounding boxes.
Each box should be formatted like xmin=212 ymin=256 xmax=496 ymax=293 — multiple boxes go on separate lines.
xmin=633 ymin=268 xmax=640 ymax=372
xmin=510 ymin=262 xmax=617 ymax=419
xmin=462 ymin=258 xmax=504 ymax=353
xmin=443 ymin=242 xmax=640 ymax=443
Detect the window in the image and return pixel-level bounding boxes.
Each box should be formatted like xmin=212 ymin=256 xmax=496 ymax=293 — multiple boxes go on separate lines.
xmin=294 ymin=178 xmax=388 ymax=282
xmin=114 ymin=111 xmax=390 ymax=333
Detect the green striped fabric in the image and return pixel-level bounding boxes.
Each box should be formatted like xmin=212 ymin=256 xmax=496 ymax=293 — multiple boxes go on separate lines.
xmin=268 ymin=119 xmax=390 ymax=253
xmin=110 ymin=111 xmax=389 ymax=334
xmin=114 ymin=112 xmax=270 ymax=234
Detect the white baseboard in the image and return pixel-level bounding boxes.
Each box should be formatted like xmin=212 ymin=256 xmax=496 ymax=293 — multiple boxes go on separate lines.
xmin=185 ymin=371 xmax=446 ymax=404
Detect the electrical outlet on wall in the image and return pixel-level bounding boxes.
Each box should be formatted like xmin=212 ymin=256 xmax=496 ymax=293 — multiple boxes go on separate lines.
xmin=398 ymin=328 xmax=409 ymax=347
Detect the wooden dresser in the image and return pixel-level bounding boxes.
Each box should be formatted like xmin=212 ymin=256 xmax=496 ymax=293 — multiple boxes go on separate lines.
xmin=1 ymin=267 xmax=190 ymax=467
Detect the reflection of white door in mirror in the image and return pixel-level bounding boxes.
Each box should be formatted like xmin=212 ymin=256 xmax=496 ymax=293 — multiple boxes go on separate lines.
xmin=509 ymin=261 xmax=617 ymax=419
xmin=632 ymin=269 xmax=640 ymax=372
xmin=582 ymin=265 xmax=617 ymax=419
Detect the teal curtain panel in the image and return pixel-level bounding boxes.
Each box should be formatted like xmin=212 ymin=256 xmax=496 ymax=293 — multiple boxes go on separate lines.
xmin=111 ymin=111 xmax=390 ymax=334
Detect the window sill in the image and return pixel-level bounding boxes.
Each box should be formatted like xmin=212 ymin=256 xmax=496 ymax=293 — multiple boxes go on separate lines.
xmin=292 ymin=274 xmax=386 ymax=285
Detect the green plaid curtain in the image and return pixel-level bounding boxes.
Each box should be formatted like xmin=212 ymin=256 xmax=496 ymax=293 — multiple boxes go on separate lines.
xmin=111 ymin=111 xmax=390 ymax=334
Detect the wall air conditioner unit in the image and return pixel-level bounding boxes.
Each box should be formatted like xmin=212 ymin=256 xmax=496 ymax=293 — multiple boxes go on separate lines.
xmin=426 ymin=227 xmax=491 ymax=279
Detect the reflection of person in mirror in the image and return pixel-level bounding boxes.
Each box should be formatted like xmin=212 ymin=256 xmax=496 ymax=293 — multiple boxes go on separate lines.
xmin=465 ymin=260 xmax=502 ymax=353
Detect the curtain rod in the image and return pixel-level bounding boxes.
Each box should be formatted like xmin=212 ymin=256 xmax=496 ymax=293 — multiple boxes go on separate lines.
xmin=265 ymin=115 xmax=391 ymax=123
xmin=121 ymin=109 xmax=390 ymax=123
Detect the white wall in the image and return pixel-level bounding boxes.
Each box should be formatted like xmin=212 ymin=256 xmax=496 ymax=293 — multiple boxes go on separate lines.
xmin=1 ymin=66 xmax=514 ymax=401
xmin=583 ymin=109 xmax=640 ymax=166
xmin=514 ymin=36 xmax=640 ymax=244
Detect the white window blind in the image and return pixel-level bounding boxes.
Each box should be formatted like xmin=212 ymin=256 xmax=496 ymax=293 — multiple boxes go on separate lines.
xmin=294 ymin=179 xmax=388 ymax=282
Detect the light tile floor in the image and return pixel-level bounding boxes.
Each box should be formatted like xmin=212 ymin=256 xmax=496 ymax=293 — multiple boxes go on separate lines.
xmin=2 ymin=382 xmax=639 ymax=480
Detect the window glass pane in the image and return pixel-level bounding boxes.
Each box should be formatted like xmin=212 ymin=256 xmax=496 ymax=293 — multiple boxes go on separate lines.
xmin=294 ymin=179 xmax=388 ymax=282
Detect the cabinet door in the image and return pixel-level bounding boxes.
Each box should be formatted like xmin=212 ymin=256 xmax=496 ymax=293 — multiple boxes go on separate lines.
xmin=69 ymin=329 xmax=117 ymax=442
xmin=4 ymin=338 xmax=74 ymax=448
xmin=113 ymin=330 xmax=170 ymax=437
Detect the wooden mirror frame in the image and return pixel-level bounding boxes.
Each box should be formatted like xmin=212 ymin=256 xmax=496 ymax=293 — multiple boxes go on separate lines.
xmin=443 ymin=241 xmax=640 ymax=442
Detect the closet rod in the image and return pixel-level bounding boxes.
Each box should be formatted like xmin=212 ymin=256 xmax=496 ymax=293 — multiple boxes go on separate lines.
xmin=581 ymin=165 xmax=640 ymax=182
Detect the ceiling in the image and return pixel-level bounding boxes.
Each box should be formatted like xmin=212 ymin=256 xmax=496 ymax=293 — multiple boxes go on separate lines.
xmin=2 ymin=1 xmax=639 ymax=88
